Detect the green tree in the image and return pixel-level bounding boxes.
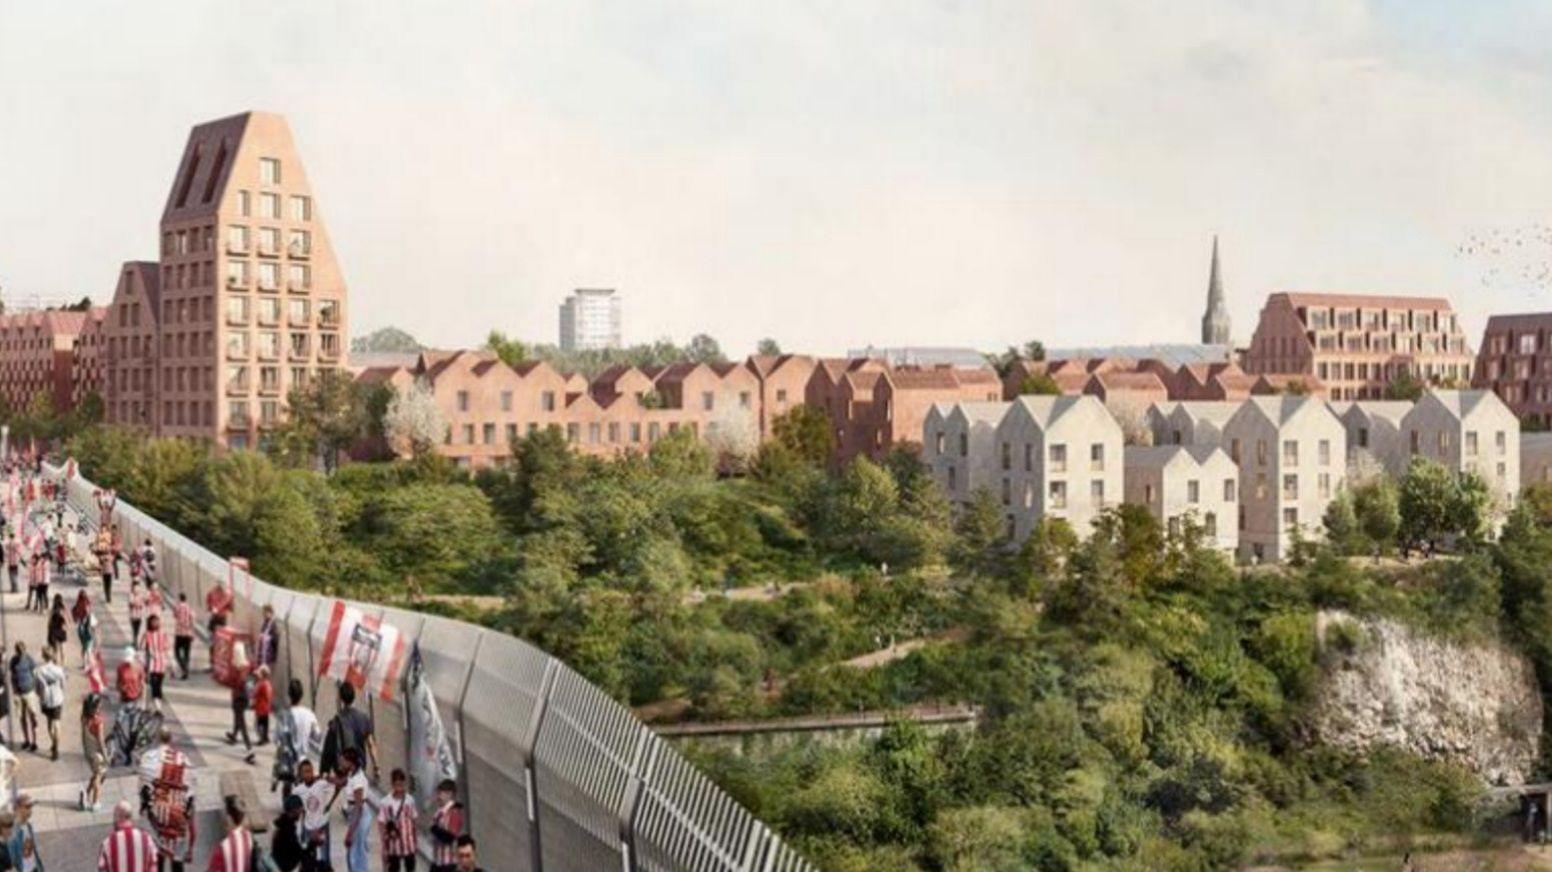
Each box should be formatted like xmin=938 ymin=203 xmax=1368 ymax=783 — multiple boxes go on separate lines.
xmin=952 ymin=488 xmax=1009 ymax=577
xmin=268 ymin=370 xmax=371 ymax=473
xmin=1398 ymin=457 xmax=1454 ymax=554
xmin=1384 ymin=369 xmax=1425 ymax=401
xmin=685 ymin=333 xmax=727 ymax=365
xmin=1321 ymin=490 xmax=1360 ymax=554
xmin=350 ymin=326 xmax=422 ymax=353
xmin=1353 ymin=476 xmax=1400 ymax=557
xmin=756 ymin=338 xmax=782 ymax=356
xmin=483 ymin=330 xmax=528 ymax=367
xmin=1022 ymin=340 xmax=1046 ymax=362
xmin=356 ymin=482 xmax=509 ymax=593
xmin=771 ymin=406 xmax=834 ymax=468
xmin=1448 ymin=471 xmax=1491 ymax=547
xmin=648 ymin=427 xmax=714 ymax=480
xmin=1018 ymin=373 xmax=1061 ymax=396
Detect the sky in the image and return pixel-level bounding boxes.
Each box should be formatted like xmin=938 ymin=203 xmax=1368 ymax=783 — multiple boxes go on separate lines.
xmin=5 ymin=1 xmax=1552 ymax=357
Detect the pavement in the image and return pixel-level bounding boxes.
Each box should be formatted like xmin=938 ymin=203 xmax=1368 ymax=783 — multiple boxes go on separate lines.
xmin=1 ymin=498 xmax=383 ymax=870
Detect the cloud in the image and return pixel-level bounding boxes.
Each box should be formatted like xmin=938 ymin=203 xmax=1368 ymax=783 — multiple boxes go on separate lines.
xmin=3 ymin=0 xmax=1552 ymax=355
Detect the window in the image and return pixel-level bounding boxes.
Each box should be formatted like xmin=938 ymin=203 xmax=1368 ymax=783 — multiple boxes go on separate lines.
xmin=1204 ymin=513 xmax=1217 ymax=536
xmin=1498 ymin=462 xmax=1507 ymax=480
xmin=258 ymin=262 xmax=279 ymax=290
xmin=1256 ymin=439 xmax=1267 ymax=465
xmin=1358 ymin=427 xmax=1369 ymax=448
xmin=739 ymin=391 xmax=751 ymax=408
xmin=509 ymin=423 xmax=521 ymax=443
xmin=541 ymin=391 xmax=556 ymax=412
xmin=260 ymin=400 xmax=279 ymax=425
xmin=260 ymin=158 xmax=281 ymax=185
xmin=1465 ymin=431 xmax=1478 ymax=456
xmin=1497 ymin=430 xmax=1507 ymax=454
xmin=1000 ymin=442 xmax=1011 ymax=471
xmin=290 ymin=367 xmax=307 ymax=389
xmin=1090 ymin=443 xmax=1104 ymax=471
xmin=259 ymin=193 xmax=280 ymax=219
xmin=227 ymin=225 xmax=249 ymax=253
xmin=318 ymin=300 xmax=339 ymax=326
xmin=463 ymin=424 xmax=476 ymax=444
xmin=287 ymin=264 xmax=310 ymax=291
xmin=1318 ymin=473 xmax=1331 ymax=499
xmin=1255 ymin=473 xmax=1268 ymax=500
xmin=457 ymin=391 xmax=470 ymax=412
xmin=256 ymin=331 xmax=279 ymax=360
xmin=1090 ymin=479 xmax=1105 ymax=505
xmin=1000 ymin=478 xmax=1011 ymax=506
xmin=289 ymin=196 xmax=310 ymax=222
xmin=947 ymin=466 xmax=957 ymax=490
xmin=630 ymin=423 xmax=642 ymax=442
xmin=256 ymin=298 xmax=280 ymax=325
xmin=1024 ymin=443 xmax=1033 ymax=471
xmin=1230 ymin=438 xmax=1241 ymax=463
xmin=225 ymin=296 xmax=249 ymax=325
xmin=225 ymin=365 xmax=248 ymax=392
xmin=1048 ymin=480 xmax=1067 ymax=509
xmin=320 ymin=333 xmax=338 ymax=358
xmin=701 ymin=391 xmax=714 ymax=411
xmin=1224 ymin=479 xmax=1236 ymax=502
xmin=1318 ymin=439 xmax=1331 ymax=466
xmin=1283 ymin=507 xmax=1299 ymax=529
xmin=238 ymin=191 xmax=251 ymax=217
xmin=1282 ymin=474 xmax=1298 ymax=500
xmin=776 ymin=389 xmax=788 ymax=404
xmin=1144 ymin=484 xmax=1155 ymax=503
xmin=483 ymin=423 xmax=496 ymax=444
xmin=259 ymin=227 xmax=280 ymax=255
xmin=1187 ymin=480 xmax=1200 ymax=503
xmin=958 ymin=433 xmax=968 ymax=457
xmin=1282 ymin=439 xmax=1298 ymax=466
xmin=226 ymin=332 xmax=250 ymax=359
xmin=500 ymin=391 xmax=513 ymax=412
xmin=1050 ymin=443 xmax=1067 ymax=472
xmin=287 ymin=299 xmax=309 ymax=325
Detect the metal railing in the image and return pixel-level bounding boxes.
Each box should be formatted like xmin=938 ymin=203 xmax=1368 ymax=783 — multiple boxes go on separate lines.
xmin=46 ymin=463 xmax=812 ymax=872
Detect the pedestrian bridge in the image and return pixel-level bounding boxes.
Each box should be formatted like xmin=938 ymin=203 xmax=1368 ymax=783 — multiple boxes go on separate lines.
xmin=24 ymin=463 xmax=812 ymax=872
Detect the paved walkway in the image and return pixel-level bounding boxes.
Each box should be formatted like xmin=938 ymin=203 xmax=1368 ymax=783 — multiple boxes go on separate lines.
xmin=1 ymin=499 xmax=382 ymax=870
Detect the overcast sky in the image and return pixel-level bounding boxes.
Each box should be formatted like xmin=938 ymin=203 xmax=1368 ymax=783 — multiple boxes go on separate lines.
xmin=4 ymin=1 xmax=1552 ymax=356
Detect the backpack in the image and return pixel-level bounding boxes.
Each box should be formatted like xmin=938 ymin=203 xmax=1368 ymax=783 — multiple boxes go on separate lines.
xmin=272 ymin=707 xmax=300 ymax=787
xmin=319 ymin=710 xmax=362 ymax=776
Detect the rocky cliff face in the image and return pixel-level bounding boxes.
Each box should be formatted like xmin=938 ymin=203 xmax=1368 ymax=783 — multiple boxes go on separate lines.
xmin=1307 ymin=610 xmax=1542 ymax=785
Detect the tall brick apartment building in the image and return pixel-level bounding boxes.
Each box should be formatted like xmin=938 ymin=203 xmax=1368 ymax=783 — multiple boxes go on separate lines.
xmin=0 ymin=308 xmax=105 ymax=413
xmin=1242 ymin=293 xmax=1473 ymax=402
xmin=1473 ymin=312 xmax=1552 ymax=427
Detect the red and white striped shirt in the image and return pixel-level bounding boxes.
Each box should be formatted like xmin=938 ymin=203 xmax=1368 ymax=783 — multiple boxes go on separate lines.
xmin=174 ymin=602 xmax=195 ymax=637
xmin=207 ymin=827 xmax=252 ymax=872
xmin=147 ymin=587 xmax=165 ymax=617
xmin=378 ymin=792 xmax=418 ymax=858
xmin=98 ymin=820 xmax=159 ymax=872
xmin=431 ymin=802 xmax=465 ymax=865
xmin=142 ymin=629 xmax=170 ymax=676
xmin=129 ymin=590 xmax=146 ymax=621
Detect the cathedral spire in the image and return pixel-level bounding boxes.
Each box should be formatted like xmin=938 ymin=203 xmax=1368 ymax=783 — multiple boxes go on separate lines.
xmin=1201 ymin=235 xmax=1231 ymax=345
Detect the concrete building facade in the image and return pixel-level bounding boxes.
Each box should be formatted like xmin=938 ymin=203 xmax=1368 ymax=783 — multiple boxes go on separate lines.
xmin=1123 ymin=444 xmax=1239 ymax=553
xmin=1220 ymin=396 xmax=1346 ymax=562
xmin=1399 ymin=390 xmax=1520 ymax=514
xmin=1243 ymin=293 xmax=1473 ymax=402
xmin=558 ymin=288 xmax=621 ymax=352
xmin=993 ymin=395 xmax=1124 ymax=541
xmin=923 ymin=401 xmax=1010 ymax=508
xmin=1332 ymin=400 xmax=1411 ymax=478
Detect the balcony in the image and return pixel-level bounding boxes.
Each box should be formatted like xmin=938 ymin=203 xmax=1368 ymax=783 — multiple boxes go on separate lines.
xmin=258 ymin=279 xmax=279 ymax=293
xmin=225 ymin=379 xmax=250 ymax=396
xmin=226 ymin=240 xmax=248 ymax=256
xmin=257 ymin=242 xmax=281 ymax=258
xmin=288 ymin=344 xmax=311 ymax=362
xmin=318 ymin=341 xmax=340 ymax=361
xmin=227 ymin=415 xmax=253 ymax=431
xmin=225 ymin=345 xmax=250 ymax=362
xmin=288 ymin=240 xmax=310 ymax=259
xmin=258 ymin=380 xmax=281 ymax=396
xmin=256 ymin=311 xmax=280 ymax=328
xmin=287 ymin=278 xmax=309 ymax=293
xmin=225 ymin=275 xmax=248 ymax=291
xmin=257 ymin=346 xmax=279 ymax=362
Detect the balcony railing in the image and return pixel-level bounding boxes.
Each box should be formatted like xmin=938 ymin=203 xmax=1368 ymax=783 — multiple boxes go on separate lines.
xmin=288 ymin=241 xmax=310 ymax=259
xmin=227 ymin=415 xmax=252 ymax=430
xmin=287 ymin=278 xmax=309 ymax=293
xmin=257 ymin=242 xmax=280 ymax=258
xmin=226 ymin=275 xmax=248 ymax=290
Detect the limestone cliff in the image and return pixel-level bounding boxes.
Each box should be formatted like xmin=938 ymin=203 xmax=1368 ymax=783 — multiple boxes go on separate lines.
xmin=1307 ymin=610 xmax=1542 ymax=785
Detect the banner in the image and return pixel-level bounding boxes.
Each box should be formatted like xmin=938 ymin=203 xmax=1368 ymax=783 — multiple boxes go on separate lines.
xmin=406 ymin=643 xmax=458 ymax=811
xmin=316 ymin=601 xmax=407 ymax=701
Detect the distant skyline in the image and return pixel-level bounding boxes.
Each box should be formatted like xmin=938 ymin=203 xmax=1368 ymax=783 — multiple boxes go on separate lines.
xmin=6 ymin=1 xmax=1552 ymax=356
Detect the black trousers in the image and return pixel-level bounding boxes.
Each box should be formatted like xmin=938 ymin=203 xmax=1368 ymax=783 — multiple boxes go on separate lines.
xmin=174 ymin=635 xmax=192 ymax=678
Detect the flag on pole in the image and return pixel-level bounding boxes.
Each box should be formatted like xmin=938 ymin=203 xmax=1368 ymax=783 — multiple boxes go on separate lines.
xmin=406 ymin=642 xmax=458 ymax=812
xmin=316 ymin=601 xmax=407 ymax=701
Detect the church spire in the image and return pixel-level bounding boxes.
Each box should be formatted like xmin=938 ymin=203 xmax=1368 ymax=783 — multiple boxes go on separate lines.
xmin=1201 ymin=235 xmax=1231 ymax=345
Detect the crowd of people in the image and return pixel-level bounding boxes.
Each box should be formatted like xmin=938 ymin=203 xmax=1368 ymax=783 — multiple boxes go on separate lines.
xmin=0 ymin=464 xmax=486 ymax=872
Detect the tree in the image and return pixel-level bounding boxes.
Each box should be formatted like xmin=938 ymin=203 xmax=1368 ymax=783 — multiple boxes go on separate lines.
xmin=1399 ymin=458 xmax=1454 ymax=554
xmin=351 ymin=326 xmax=422 ymax=353
xmin=771 ymin=405 xmax=834 ymax=467
xmin=1022 ymin=340 xmax=1046 ymax=362
xmin=483 ymin=330 xmax=528 ymax=367
xmin=705 ymin=405 xmax=760 ymax=470
xmin=756 ymin=338 xmax=782 ymax=356
xmin=1384 ymin=369 xmax=1425 ymax=401
xmin=268 ymin=370 xmax=370 ymax=473
xmin=685 ymin=333 xmax=727 ymax=365
xmin=648 ymin=428 xmax=714 ymax=480
xmin=1353 ymin=477 xmax=1400 ymax=557
xmin=1322 ymin=490 xmax=1360 ymax=554
xmin=383 ymin=381 xmax=446 ymax=458
xmin=1448 ymin=471 xmax=1492 ymax=547
xmin=953 ymin=488 xmax=1009 ymax=577
xmin=356 ymin=483 xmax=509 ymax=592
xmin=1018 ymin=373 xmax=1061 ymax=396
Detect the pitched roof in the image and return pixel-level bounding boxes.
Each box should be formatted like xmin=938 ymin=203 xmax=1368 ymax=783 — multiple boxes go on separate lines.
xmin=1173 ymin=401 xmax=1242 ymax=425
xmin=1341 ymin=400 xmax=1412 ymax=424
xmin=1241 ymin=395 xmax=1334 ymax=426
xmin=1006 ymin=394 xmax=1089 ymax=429
xmin=1125 ymin=444 xmax=1227 ymax=469
xmin=1420 ymin=389 xmax=1501 ymax=419
xmin=1275 ymin=292 xmax=1455 ymax=311
xmin=948 ymin=401 xmax=1011 ymax=426
xmin=888 ymin=368 xmax=961 ymax=390
xmin=1091 ymin=371 xmax=1167 ymax=391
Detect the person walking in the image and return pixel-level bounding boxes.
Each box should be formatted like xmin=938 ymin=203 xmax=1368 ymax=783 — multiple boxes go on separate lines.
xmin=252 ymin=666 xmax=273 ymax=747
xmin=453 ymin=836 xmax=483 ymax=872
xmin=207 ymin=796 xmax=253 ymax=872
xmin=292 ymin=760 xmax=334 ymax=871
xmin=225 ymin=671 xmax=255 ymax=766
xmin=7 ymin=794 xmax=40 ymax=871
xmin=8 ymin=644 xmax=38 ymax=753
xmin=171 ymin=594 xmax=194 ymax=681
xmin=44 ymin=596 xmax=67 ymax=668
xmin=138 ymin=728 xmax=194 ymax=872
xmin=128 ymin=582 xmax=145 ymax=647
xmin=4 ymin=534 xmax=17 ymax=596
xmin=272 ymin=679 xmax=320 ymax=798
xmin=0 ymin=811 xmax=16 ymax=872
xmin=96 ymin=800 xmax=158 ymax=872
xmin=270 ymin=795 xmax=305 ymax=872
xmin=116 ymin=647 xmax=145 ymax=711
xmin=140 ymin=616 xmax=171 ymax=716
xmin=204 ymin=581 xmax=232 ymax=639
xmin=339 ymin=748 xmax=375 ymax=872
xmin=80 ymin=693 xmax=107 ymax=813
xmin=256 ymin=605 xmax=278 ymax=671
xmin=378 ymin=769 xmax=417 ymax=872
xmin=320 ymin=682 xmax=378 ymax=782
xmin=35 ymin=649 xmax=64 ymax=761
xmin=74 ymin=590 xmax=97 ymax=661
xmin=427 ymin=778 xmax=464 ymax=872
xmin=25 ymin=550 xmax=45 ymax=614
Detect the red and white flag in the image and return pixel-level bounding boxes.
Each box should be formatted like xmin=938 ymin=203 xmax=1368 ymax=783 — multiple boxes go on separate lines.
xmin=317 ymin=601 xmax=407 ymax=701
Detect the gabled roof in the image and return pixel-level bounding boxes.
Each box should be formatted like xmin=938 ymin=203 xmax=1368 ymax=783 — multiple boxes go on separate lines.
xmin=1124 ymin=443 xmax=1228 ymax=469
xmin=948 ymin=401 xmax=1011 ymax=427
xmin=1340 ymin=400 xmax=1411 ymax=425
xmin=355 ymin=365 xmax=408 ymax=385
xmin=1089 ymin=371 xmax=1167 ymax=391
xmin=1171 ymin=401 xmax=1240 ymax=425
xmin=1004 ymin=394 xmax=1090 ymax=430
xmin=1275 ymin=292 xmax=1455 ymax=312
xmin=1240 ymin=395 xmax=1335 ymax=427
xmin=1417 ymin=389 xmax=1502 ymax=420
xmin=889 ymin=368 xmax=961 ymax=390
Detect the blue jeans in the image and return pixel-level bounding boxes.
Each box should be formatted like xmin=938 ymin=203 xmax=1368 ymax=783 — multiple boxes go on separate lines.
xmin=347 ymin=807 xmax=374 ymax=872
